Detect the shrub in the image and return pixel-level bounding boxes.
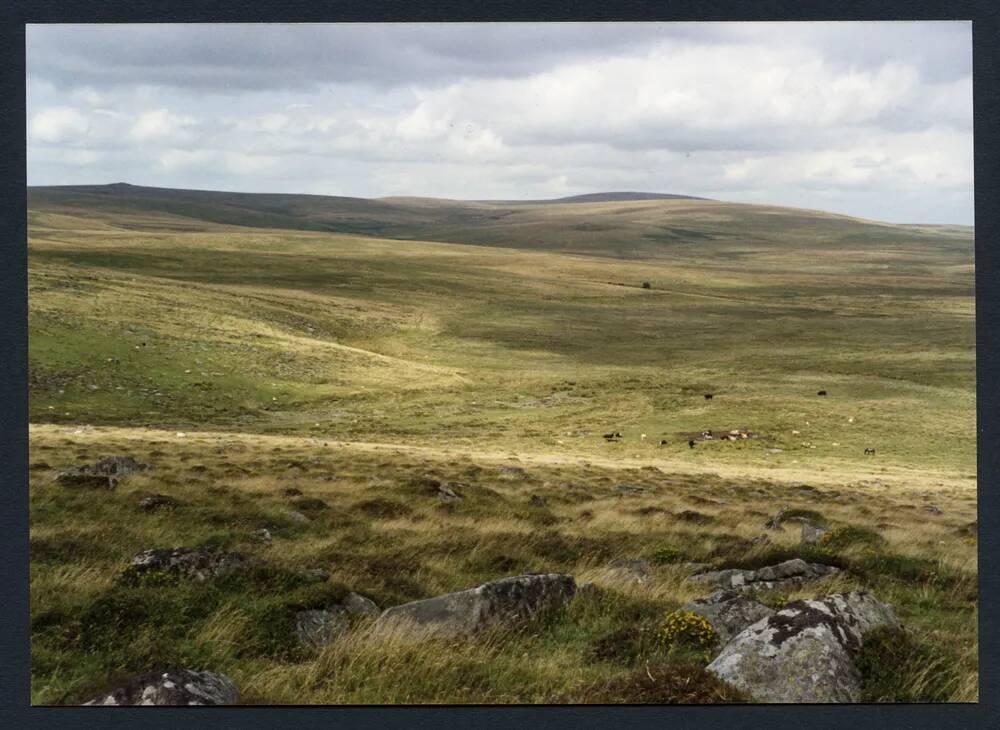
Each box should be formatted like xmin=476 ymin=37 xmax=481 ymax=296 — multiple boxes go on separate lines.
xmin=657 ymin=610 xmax=719 ymax=662
xmin=576 ymin=664 xmax=746 ymax=703
xmin=648 ymin=546 xmax=686 ymax=565
xmin=819 ymin=525 xmax=887 ymax=551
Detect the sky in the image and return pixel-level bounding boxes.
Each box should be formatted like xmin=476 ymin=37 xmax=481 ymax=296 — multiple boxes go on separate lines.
xmin=26 ymin=22 xmax=974 ymax=224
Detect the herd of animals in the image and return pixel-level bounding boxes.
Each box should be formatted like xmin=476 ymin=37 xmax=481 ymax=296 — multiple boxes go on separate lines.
xmin=601 ymin=389 xmax=877 ymax=456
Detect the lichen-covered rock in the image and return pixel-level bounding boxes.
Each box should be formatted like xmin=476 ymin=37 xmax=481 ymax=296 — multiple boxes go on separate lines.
xmin=682 ymin=590 xmax=776 ymax=645
xmin=800 ymin=520 xmax=831 ymax=544
xmin=706 ymin=592 xmax=900 ymax=703
xmin=84 ymin=669 xmax=238 ymax=706
xmin=125 ymin=547 xmax=259 ymax=582
xmin=296 ymin=592 xmax=382 ymax=647
xmin=373 ymin=573 xmax=575 ymax=639
xmin=56 ymin=455 xmax=152 ymax=490
xmin=686 ymin=558 xmax=838 ymax=592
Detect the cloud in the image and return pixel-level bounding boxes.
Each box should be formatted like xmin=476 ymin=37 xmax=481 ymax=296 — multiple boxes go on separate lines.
xmin=24 ymin=22 xmax=974 ymax=224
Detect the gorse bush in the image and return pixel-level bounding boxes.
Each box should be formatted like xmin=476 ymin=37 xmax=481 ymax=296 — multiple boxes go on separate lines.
xmin=657 ymin=610 xmax=718 ymax=662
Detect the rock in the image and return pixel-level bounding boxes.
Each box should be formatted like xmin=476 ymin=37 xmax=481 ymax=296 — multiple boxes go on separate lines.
xmin=437 ymin=484 xmax=463 ymax=502
xmin=682 ymin=590 xmax=776 ymax=645
xmin=373 ymin=573 xmax=575 ymax=639
xmin=84 ymin=669 xmax=238 ymax=706
xmin=56 ymin=455 xmax=152 ymax=490
xmin=749 ymin=533 xmax=771 ymax=549
xmin=286 ymin=510 xmax=310 ymax=524
xmin=766 ymin=448 xmax=784 ymax=454
xmin=763 ymin=507 xmax=789 ymax=531
xmin=296 ymin=592 xmax=382 ymax=647
xmin=800 ymin=521 xmax=831 ymax=544
xmin=499 ymin=465 xmax=528 ymax=480
xmin=686 ymin=558 xmax=838 ymax=593
xmin=138 ymin=494 xmax=179 ymax=512
xmin=530 ymin=494 xmax=548 ymax=507
xmin=615 ymin=483 xmax=645 ymax=496
xmin=923 ymin=504 xmax=943 ymax=515
xmin=125 ymin=547 xmax=259 ymax=582
xmin=576 ymin=581 xmax=600 ymax=599
xmin=607 ymin=559 xmax=651 ymax=583
xmin=706 ymin=592 xmax=900 ymax=703
xmin=299 ymin=568 xmax=329 ymax=583
xmin=56 ymin=472 xmax=117 ymax=489
xmin=254 ymin=528 xmax=272 ymax=543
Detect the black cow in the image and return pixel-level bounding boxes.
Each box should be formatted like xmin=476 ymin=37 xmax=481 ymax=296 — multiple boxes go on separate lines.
xmin=688 ymin=440 xmax=696 ymax=449
xmin=704 ymin=393 xmax=713 ymax=400
xmin=864 ymin=447 xmax=876 ymax=456
xmin=659 ymin=439 xmax=668 ymax=446
xmin=603 ymin=431 xmax=623 ymax=441
xmin=817 ymin=390 xmax=827 ymax=396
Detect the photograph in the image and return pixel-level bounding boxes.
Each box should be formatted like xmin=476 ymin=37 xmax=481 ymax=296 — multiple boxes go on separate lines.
xmin=25 ymin=21 xmax=977 ymax=705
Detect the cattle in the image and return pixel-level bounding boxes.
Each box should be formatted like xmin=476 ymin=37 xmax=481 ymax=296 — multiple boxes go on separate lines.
xmin=864 ymin=447 xmax=876 ymax=456
xmin=704 ymin=393 xmax=713 ymax=400
xmin=817 ymin=390 xmax=827 ymax=396
xmin=603 ymin=431 xmax=623 ymax=441
xmin=688 ymin=440 xmax=696 ymax=449
xmin=659 ymin=439 xmax=668 ymax=446
xmin=701 ymin=430 xmax=714 ymax=440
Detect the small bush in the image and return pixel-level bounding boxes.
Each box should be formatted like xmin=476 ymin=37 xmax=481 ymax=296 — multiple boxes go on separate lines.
xmin=648 ymin=546 xmax=686 ymax=565
xmin=819 ymin=525 xmax=887 ymax=551
xmin=576 ymin=664 xmax=747 ymax=703
xmin=657 ymin=610 xmax=719 ymax=662
xmin=855 ymin=627 xmax=961 ymax=702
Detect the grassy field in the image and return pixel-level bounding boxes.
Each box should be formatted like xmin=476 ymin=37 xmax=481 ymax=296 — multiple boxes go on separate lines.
xmin=28 ymin=185 xmax=977 ymax=704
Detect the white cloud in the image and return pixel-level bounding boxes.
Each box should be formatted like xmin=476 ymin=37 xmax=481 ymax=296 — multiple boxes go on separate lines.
xmin=29 ymin=107 xmax=90 ymax=143
xmin=130 ymin=108 xmax=197 ymax=142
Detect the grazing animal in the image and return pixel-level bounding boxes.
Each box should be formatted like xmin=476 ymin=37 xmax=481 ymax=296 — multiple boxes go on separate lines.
xmin=688 ymin=440 xmax=695 ymax=449
xmin=640 ymin=433 xmax=647 ymax=441
xmin=659 ymin=439 xmax=668 ymax=446
xmin=864 ymin=448 xmax=876 ymax=456
xmin=704 ymin=393 xmax=713 ymax=400
xmin=817 ymin=390 xmax=827 ymax=396
xmin=603 ymin=431 xmax=623 ymax=441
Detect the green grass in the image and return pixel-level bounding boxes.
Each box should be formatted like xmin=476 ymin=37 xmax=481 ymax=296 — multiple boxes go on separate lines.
xmin=27 ymin=187 xmax=977 ymax=704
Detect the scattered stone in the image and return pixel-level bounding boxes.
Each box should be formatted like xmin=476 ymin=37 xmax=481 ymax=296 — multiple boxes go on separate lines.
xmin=299 ymin=568 xmax=329 ymax=583
xmin=138 ymin=494 xmax=179 ymax=512
xmin=706 ymin=592 xmax=900 ymax=703
xmin=254 ymin=528 xmax=272 ymax=543
xmin=437 ymin=484 xmax=463 ymax=502
xmin=373 ymin=573 xmax=576 ymax=639
xmin=55 ymin=455 xmax=152 ymax=490
xmin=607 ymin=559 xmax=651 ymax=583
xmin=84 ymin=669 xmax=238 ymax=706
xmin=499 ymin=465 xmax=528 ymax=480
xmin=763 ymin=507 xmax=789 ymax=531
xmin=615 ymin=483 xmax=645 ymax=496
xmin=686 ymin=558 xmax=838 ymax=593
xmin=125 ymin=547 xmax=260 ymax=583
xmin=682 ymin=590 xmax=776 ymax=645
xmin=294 ymin=593 xmax=379 ymax=648
xmin=800 ymin=521 xmax=832 ymax=544
xmin=286 ymin=510 xmax=310 ymax=524
xmin=923 ymin=504 xmax=943 ymax=515
xmin=530 ymin=495 xmax=548 ymax=507
xmin=766 ymin=448 xmax=784 ymax=455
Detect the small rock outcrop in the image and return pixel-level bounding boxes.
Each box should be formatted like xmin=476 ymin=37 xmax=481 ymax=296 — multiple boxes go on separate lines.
xmin=799 ymin=520 xmax=831 ymax=544
xmin=125 ymin=547 xmax=259 ymax=582
xmin=706 ymin=592 xmax=900 ymax=703
xmin=295 ymin=592 xmax=381 ymax=648
xmin=56 ymin=455 xmax=152 ymax=490
xmin=373 ymin=573 xmax=575 ymax=639
xmin=84 ymin=669 xmax=238 ymax=706
xmin=686 ymin=558 xmax=838 ymax=592
xmin=682 ymin=590 xmax=776 ymax=645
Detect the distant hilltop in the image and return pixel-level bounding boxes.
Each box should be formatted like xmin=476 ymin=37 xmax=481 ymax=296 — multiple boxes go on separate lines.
xmin=490 ymin=192 xmax=711 ymax=204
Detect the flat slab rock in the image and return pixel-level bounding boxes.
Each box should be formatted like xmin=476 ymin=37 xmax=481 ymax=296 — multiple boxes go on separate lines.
xmin=127 ymin=547 xmax=260 ymax=582
xmin=706 ymin=592 xmax=900 ymax=703
xmin=373 ymin=573 xmax=575 ymax=639
xmin=682 ymin=590 xmax=776 ymax=645
xmin=84 ymin=669 xmax=238 ymax=706
xmin=686 ymin=558 xmax=838 ymax=592
xmin=296 ymin=592 xmax=381 ymax=648
xmin=56 ymin=455 xmax=152 ymax=490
